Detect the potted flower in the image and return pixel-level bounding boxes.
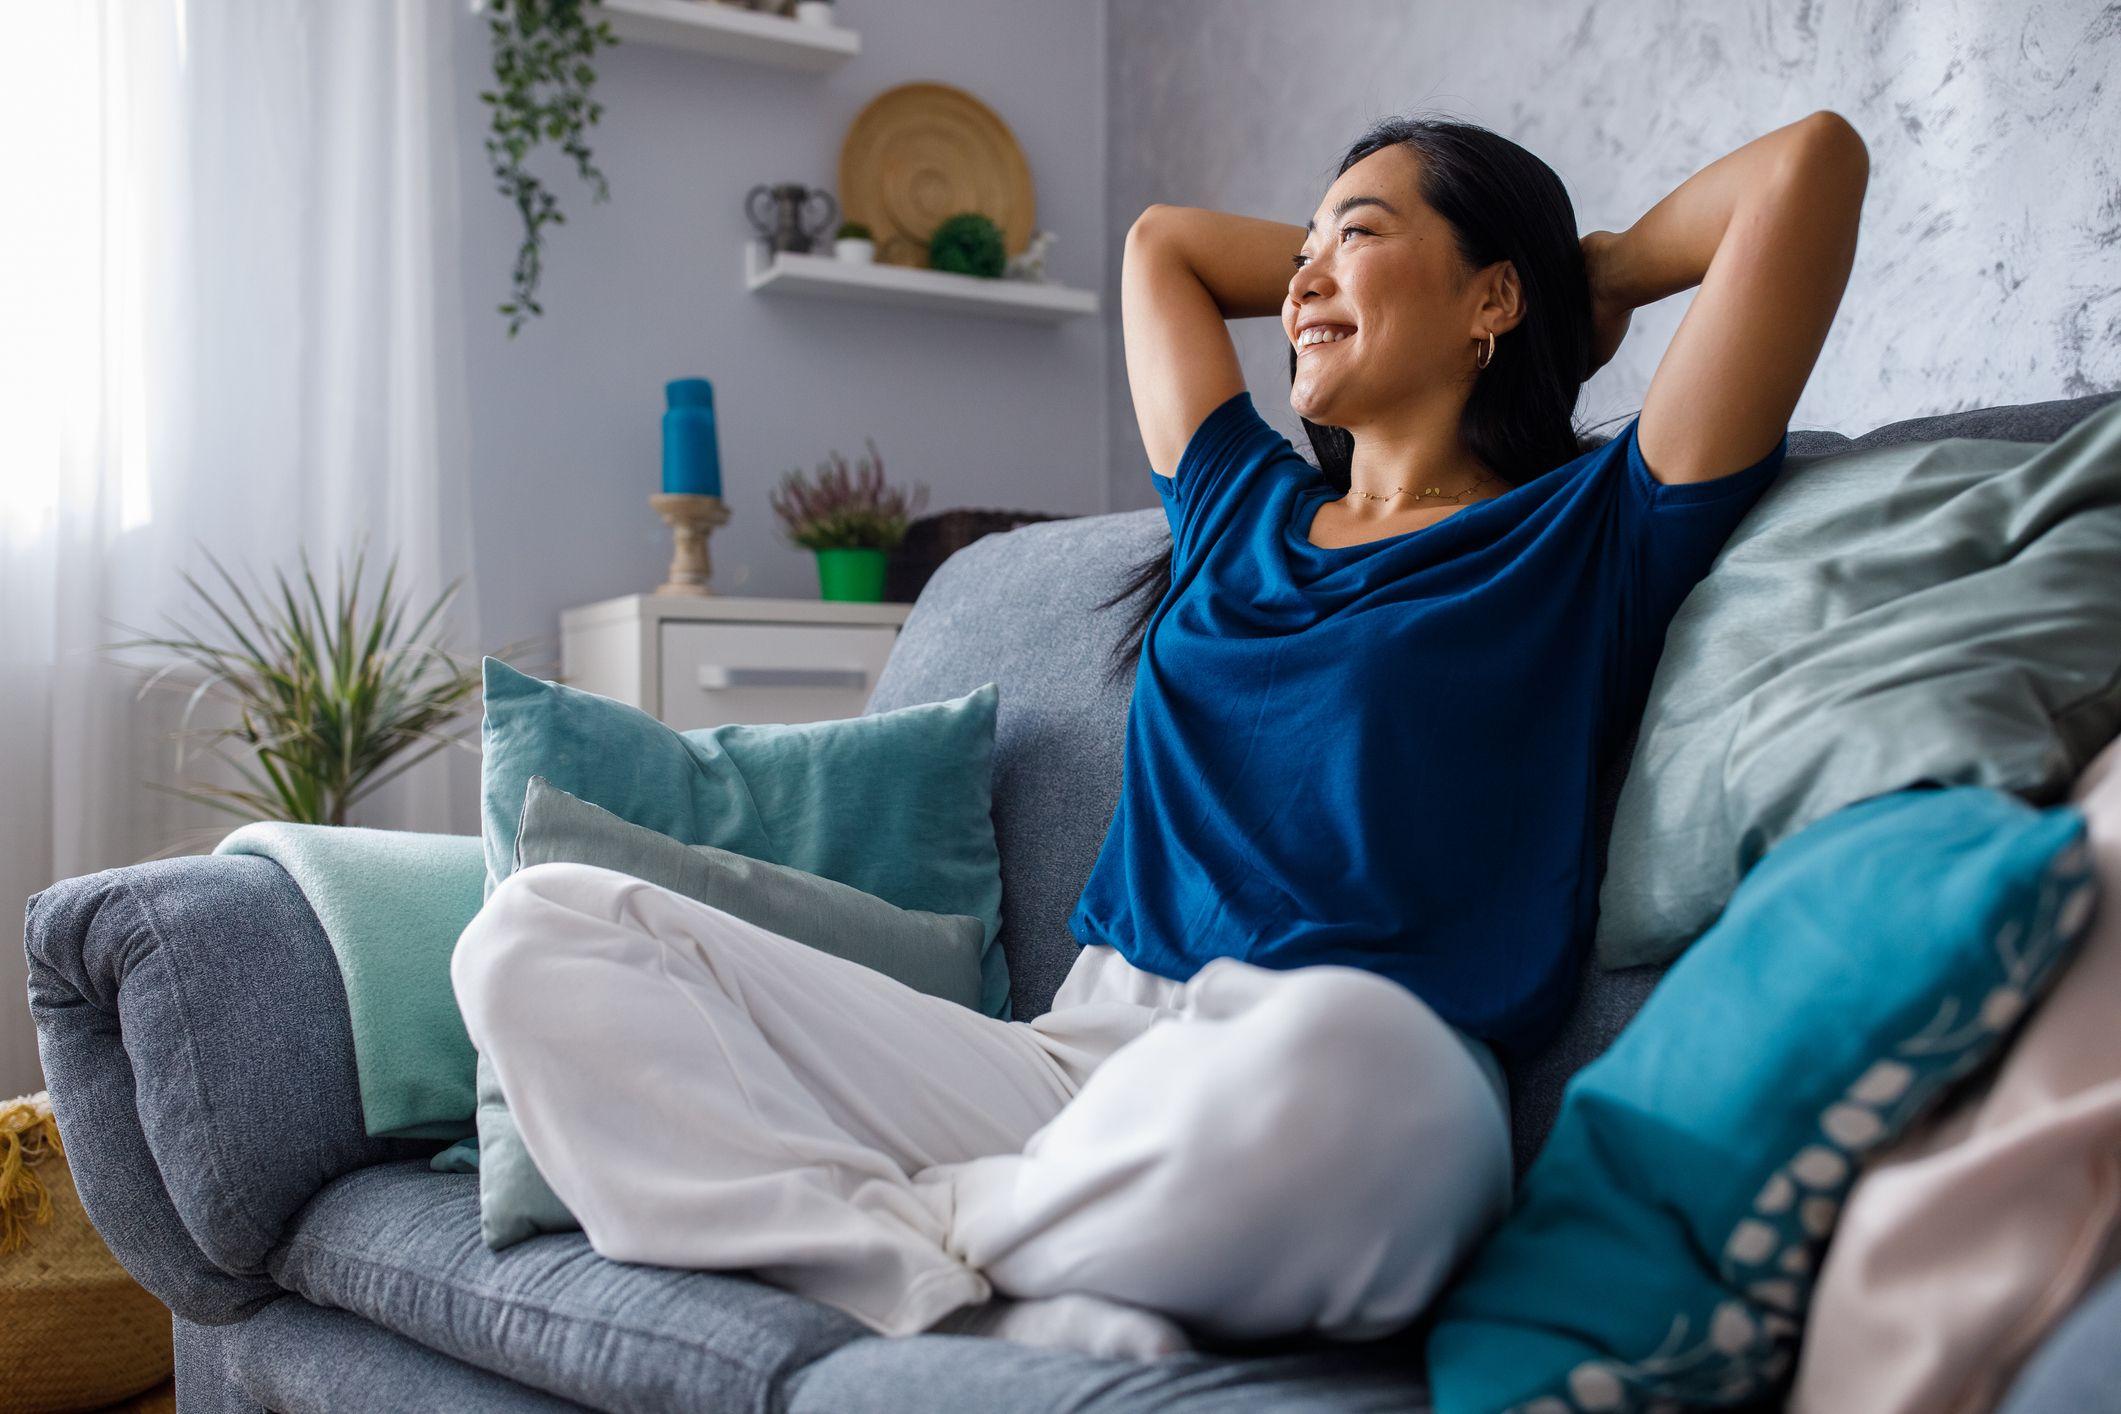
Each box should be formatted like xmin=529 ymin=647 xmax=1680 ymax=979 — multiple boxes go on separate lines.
xmin=770 ymin=438 xmax=929 ymax=602
xmin=833 ymin=219 xmax=876 ymax=264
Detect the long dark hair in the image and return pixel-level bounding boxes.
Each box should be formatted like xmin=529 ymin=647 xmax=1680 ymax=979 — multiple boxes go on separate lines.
xmin=1097 ymin=114 xmax=1598 ymax=685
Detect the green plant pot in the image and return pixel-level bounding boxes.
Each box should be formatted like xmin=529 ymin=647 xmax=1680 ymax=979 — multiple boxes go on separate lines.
xmin=815 ymin=547 xmax=889 ymax=602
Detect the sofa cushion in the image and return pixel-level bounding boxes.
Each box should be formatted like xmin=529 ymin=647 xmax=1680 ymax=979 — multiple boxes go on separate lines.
xmin=269 ymin=1160 xmax=1435 ymax=1412
xmin=222 ymin=1298 xmax=587 ymax=1413
xmin=267 ymin=1160 xmax=1435 ymax=1413
xmin=1596 ymin=393 xmax=2121 ymax=969
xmin=266 ymin=1161 xmax=869 ymax=1413
xmin=783 ymin=1328 xmax=1431 ymax=1411
xmin=1427 ymin=785 xmax=2096 ymax=1412
xmin=479 ymin=658 xmax=1009 ymax=1019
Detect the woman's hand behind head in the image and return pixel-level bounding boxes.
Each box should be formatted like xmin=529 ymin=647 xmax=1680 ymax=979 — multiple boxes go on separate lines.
xmin=1580 ymin=229 xmax=1633 ymax=377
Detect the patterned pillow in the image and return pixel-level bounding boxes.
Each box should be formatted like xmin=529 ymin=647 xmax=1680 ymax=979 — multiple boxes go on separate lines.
xmin=1426 ymin=784 xmax=2099 ymax=1413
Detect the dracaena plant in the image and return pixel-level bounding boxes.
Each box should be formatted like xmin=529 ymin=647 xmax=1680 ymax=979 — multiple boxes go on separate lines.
xmin=769 ymin=438 xmax=931 ymax=551
xmin=104 ymin=542 xmax=539 ymax=829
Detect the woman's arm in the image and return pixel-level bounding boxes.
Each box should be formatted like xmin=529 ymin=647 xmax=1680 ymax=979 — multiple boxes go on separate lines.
xmin=1584 ymin=110 xmax=1869 ymax=487
xmin=1122 ymin=205 xmax=1302 ymax=478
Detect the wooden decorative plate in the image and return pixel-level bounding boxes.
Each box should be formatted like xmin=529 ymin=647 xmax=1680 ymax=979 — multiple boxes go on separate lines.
xmin=838 ymin=82 xmax=1035 ymax=268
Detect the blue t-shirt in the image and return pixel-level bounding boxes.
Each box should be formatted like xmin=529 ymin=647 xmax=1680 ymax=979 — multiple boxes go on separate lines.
xmin=1066 ymin=390 xmax=1788 ymax=1059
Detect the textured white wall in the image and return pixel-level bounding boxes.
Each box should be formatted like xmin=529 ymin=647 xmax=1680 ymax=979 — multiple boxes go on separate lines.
xmin=1103 ymin=0 xmax=2121 ymax=510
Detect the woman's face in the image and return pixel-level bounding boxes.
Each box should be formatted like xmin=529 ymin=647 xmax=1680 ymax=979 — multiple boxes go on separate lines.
xmin=1283 ymin=145 xmax=1489 ymax=429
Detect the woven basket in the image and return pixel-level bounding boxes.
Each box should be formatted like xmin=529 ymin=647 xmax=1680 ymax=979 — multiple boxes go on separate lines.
xmin=1 ymin=1091 xmax=172 ymax=1414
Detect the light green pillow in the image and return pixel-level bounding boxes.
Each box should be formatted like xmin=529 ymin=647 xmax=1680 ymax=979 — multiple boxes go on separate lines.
xmin=478 ymin=656 xmax=1009 ymax=1019
xmin=1598 ymin=402 xmax=2121 ymax=969
xmin=468 ymin=776 xmax=992 ymax=1250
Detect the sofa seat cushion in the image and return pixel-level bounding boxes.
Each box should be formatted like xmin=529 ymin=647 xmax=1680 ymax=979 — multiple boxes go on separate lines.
xmin=782 ymin=1329 xmax=1432 ymax=1411
xmin=265 ymin=1161 xmax=869 ymax=1413
xmin=221 ymin=1297 xmax=590 ymax=1413
xmin=269 ymin=1161 xmax=1436 ymax=1412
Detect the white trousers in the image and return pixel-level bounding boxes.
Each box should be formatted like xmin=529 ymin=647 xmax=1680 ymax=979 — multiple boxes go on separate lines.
xmin=451 ymin=861 xmax=1513 ymax=1343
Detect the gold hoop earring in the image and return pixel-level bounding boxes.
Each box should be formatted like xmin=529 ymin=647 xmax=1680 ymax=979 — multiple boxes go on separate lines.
xmin=1476 ymin=329 xmax=1496 ymax=369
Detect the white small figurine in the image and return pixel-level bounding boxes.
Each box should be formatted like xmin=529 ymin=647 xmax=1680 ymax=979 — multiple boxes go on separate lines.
xmin=1005 ymin=229 xmax=1057 ymax=283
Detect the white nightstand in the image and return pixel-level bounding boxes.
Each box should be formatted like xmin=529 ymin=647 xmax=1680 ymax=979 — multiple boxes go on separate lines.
xmin=559 ymin=594 xmax=914 ymax=731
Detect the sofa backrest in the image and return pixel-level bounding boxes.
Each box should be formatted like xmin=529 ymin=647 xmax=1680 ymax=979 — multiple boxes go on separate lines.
xmin=866 ymin=386 xmax=2120 ymax=1174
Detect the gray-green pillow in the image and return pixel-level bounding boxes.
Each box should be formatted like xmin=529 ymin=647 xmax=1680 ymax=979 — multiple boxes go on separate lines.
xmin=1598 ymin=400 xmax=2121 ymax=969
xmin=471 ymin=776 xmax=989 ymax=1250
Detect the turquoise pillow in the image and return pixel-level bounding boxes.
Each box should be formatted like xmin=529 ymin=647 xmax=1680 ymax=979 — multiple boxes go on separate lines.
xmin=478 ymin=657 xmax=1010 ymax=1020
xmin=1427 ymin=785 xmax=2098 ymax=1413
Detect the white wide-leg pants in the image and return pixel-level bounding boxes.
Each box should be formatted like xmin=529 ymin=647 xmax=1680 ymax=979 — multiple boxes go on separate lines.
xmin=451 ymin=861 xmax=1513 ymax=1343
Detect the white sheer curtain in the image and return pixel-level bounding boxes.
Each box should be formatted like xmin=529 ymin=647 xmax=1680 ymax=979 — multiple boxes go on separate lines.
xmin=0 ymin=1 xmax=479 ymax=1094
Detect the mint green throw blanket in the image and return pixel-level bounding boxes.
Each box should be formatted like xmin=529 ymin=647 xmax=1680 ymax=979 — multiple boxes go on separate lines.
xmin=214 ymin=823 xmax=487 ymax=1140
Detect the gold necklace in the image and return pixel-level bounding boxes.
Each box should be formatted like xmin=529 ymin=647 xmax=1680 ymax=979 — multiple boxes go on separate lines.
xmin=1342 ymin=470 xmax=1504 ymax=504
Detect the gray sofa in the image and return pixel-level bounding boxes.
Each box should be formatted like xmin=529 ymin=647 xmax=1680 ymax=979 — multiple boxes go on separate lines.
xmin=25 ymin=388 xmax=2121 ymax=1413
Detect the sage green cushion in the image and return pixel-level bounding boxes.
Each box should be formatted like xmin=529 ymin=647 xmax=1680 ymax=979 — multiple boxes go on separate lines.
xmin=471 ymin=776 xmax=991 ymax=1249
xmin=1597 ymin=400 xmax=2121 ymax=969
xmin=515 ymin=775 xmax=986 ymax=1010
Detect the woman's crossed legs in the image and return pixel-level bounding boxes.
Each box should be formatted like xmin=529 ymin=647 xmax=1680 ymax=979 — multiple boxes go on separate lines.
xmin=452 ymin=861 xmax=1511 ymax=1350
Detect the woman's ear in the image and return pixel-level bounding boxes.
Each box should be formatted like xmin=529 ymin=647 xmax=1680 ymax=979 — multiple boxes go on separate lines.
xmin=1472 ymin=260 xmax=1527 ymax=338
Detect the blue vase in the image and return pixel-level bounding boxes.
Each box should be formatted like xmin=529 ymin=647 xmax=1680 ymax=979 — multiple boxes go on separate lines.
xmin=662 ymin=378 xmax=722 ymax=497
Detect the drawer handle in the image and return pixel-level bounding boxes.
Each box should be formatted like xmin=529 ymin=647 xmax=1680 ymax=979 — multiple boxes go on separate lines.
xmin=696 ymin=665 xmax=871 ymax=690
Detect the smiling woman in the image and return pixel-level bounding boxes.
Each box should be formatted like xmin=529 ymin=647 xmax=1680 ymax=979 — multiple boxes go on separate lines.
xmin=1074 ymin=104 xmax=1859 ymax=1341
xmin=1103 ymin=109 xmax=1863 ymax=677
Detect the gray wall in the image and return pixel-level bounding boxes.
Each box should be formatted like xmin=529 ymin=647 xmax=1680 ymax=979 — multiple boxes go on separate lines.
xmin=450 ymin=0 xmax=1110 ymax=667
xmin=1104 ymin=0 xmax=2121 ymax=513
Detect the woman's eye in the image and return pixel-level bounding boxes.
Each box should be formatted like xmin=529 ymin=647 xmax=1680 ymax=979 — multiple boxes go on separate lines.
xmin=1292 ymin=226 xmax=1369 ymax=269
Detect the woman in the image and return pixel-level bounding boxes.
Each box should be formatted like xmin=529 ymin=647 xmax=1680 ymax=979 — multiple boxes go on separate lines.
xmin=453 ymin=111 xmax=1867 ymax=1365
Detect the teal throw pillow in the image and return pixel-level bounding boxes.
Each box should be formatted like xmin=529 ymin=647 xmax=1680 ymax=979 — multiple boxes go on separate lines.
xmin=478 ymin=656 xmax=1009 ymax=1020
xmin=468 ymin=775 xmax=996 ymax=1250
xmin=1427 ymin=784 xmax=2099 ymax=1413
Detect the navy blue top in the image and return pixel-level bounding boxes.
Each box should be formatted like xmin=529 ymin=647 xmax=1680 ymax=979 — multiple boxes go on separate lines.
xmin=1066 ymin=390 xmax=1789 ymax=1059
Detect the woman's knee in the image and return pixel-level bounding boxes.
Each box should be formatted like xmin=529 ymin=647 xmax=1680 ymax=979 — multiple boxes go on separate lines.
xmin=1208 ymin=968 xmax=1511 ymax=1206
xmin=452 ymin=862 xmax=633 ymax=1023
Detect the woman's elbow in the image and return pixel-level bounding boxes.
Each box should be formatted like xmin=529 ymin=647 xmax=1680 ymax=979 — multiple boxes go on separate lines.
xmin=1796 ymin=110 xmax=1869 ymax=186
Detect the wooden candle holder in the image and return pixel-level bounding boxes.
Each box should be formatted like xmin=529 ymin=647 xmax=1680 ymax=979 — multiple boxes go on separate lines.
xmin=650 ymin=492 xmax=734 ymax=597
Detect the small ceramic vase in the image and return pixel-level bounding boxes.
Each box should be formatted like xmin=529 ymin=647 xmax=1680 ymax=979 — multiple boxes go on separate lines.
xmin=834 ymin=237 xmax=876 ymax=264
xmin=793 ymin=0 xmax=835 ymax=25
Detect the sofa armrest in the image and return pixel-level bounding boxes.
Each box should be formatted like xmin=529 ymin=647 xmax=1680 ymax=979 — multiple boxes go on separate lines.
xmin=25 ymin=853 xmax=441 ymax=1321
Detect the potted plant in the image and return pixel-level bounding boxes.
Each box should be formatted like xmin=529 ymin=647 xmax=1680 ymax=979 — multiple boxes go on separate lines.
xmin=792 ymin=0 xmax=836 ymax=25
xmin=478 ymin=0 xmax=618 ymax=337
xmin=928 ymin=211 xmax=1007 ymax=277
xmin=833 ymin=219 xmax=876 ymax=264
xmin=103 ymin=542 xmax=541 ymax=831
xmin=770 ymin=438 xmax=929 ymax=602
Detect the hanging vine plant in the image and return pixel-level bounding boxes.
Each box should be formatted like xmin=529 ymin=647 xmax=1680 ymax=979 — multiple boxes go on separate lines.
xmin=480 ymin=0 xmax=618 ymax=337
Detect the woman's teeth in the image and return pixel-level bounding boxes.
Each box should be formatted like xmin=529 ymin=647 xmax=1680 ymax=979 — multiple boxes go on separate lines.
xmin=1298 ymin=326 xmax=1353 ymax=350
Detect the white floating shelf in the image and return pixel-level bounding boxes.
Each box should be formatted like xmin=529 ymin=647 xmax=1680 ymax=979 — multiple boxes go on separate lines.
xmin=600 ymin=0 xmax=858 ymax=71
xmin=744 ymin=245 xmax=1100 ymax=324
